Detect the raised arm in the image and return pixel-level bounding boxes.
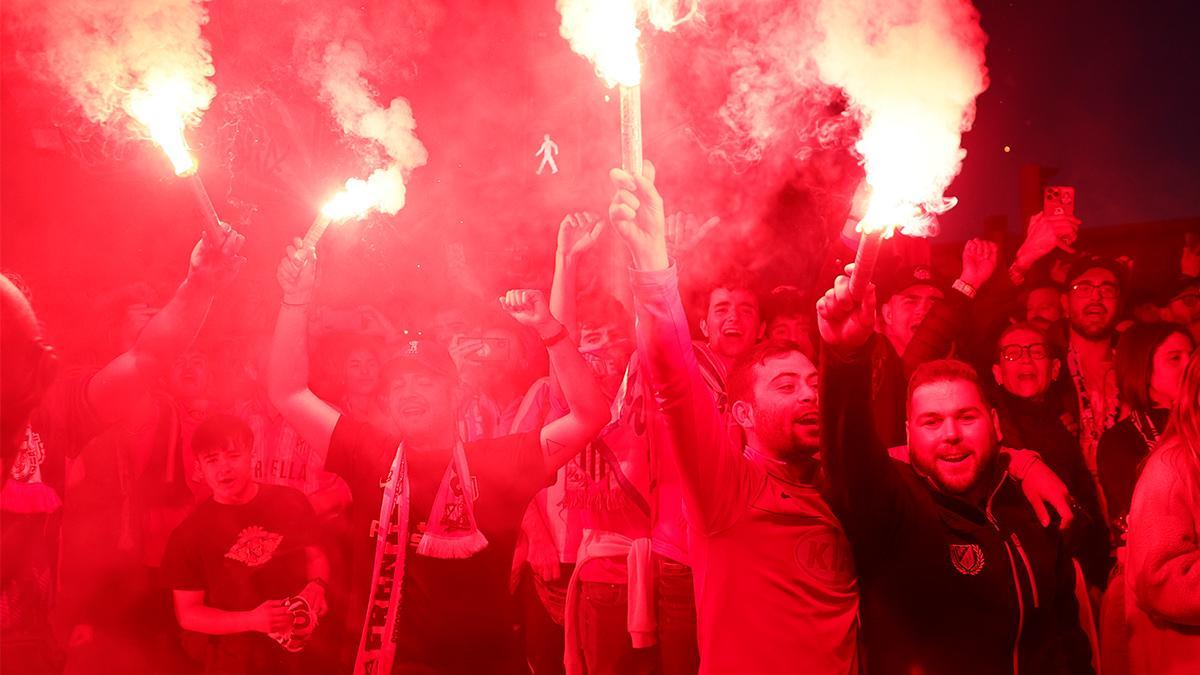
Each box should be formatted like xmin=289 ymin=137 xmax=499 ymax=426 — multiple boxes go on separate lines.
xmin=817 ymin=267 xmax=904 ymax=536
xmin=87 ymin=230 xmax=245 ymax=423
xmin=547 ymin=212 xmax=604 ymax=407
xmin=267 ymin=239 xmax=340 ymax=454
xmin=550 ymin=212 xmax=604 ymax=342
xmin=901 ymin=238 xmax=998 ymax=375
xmin=609 ymin=161 xmax=755 ymax=533
xmin=498 ymin=290 xmax=610 ymax=473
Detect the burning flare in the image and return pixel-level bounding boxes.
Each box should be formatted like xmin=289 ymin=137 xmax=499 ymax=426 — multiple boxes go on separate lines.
xmin=315 ymin=41 xmax=427 ymax=223
xmin=126 ymin=75 xmax=210 ymax=175
xmin=556 ymin=0 xmax=697 ymax=87
xmin=320 ymin=167 xmax=408 ymax=222
xmin=9 ymin=0 xmax=216 ymax=172
xmin=815 ymin=0 xmax=989 ymax=236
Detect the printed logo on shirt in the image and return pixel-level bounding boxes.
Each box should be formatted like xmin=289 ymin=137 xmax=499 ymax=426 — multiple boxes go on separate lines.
xmin=950 ymin=543 xmax=985 ymax=575
xmin=224 ymin=526 xmax=284 ymax=567
xmin=793 ymin=528 xmax=855 ymax=584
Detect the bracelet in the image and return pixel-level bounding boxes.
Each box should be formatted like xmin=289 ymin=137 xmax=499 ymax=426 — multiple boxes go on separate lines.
xmin=952 ymin=279 xmax=977 ymax=299
xmin=541 ymin=325 xmax=570 ymax=348
xmin=281 ymin=299 xmax=310 ymax=308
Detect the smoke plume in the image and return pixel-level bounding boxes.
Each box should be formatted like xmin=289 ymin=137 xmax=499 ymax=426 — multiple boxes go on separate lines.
xmin=315 ymin=40 xmax=427 ymax=218
xmin=814 ymin=0 xmax=988 ymax=233
xmin=5 ymin=0 xmax=215 ymax=140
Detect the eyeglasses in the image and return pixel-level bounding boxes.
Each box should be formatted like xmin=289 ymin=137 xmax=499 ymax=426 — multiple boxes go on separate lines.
xmin=999 ymin=343 xmax=1050 ymax=362
xmin=1069 ymin=281 xmax=1119 ymax=299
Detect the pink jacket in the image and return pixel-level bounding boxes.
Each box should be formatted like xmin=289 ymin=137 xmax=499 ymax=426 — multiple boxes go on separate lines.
xmin=1126 ymin=441 xmax=1200 ymax=674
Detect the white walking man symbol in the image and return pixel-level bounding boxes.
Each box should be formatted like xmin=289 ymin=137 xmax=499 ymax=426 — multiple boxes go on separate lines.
xmin=535 ymin=134 xmax=559 ymax=175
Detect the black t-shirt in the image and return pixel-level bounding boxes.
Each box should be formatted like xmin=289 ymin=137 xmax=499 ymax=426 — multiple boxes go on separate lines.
xmin=326 ymin=416 xmax=551 ymax=673
xmin=161 ymin=484 xmax=317 ymax=675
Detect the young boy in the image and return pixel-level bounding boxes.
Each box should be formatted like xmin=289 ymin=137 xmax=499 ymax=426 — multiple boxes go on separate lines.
xmin=162 ymin=414 xmax=330 ymax=675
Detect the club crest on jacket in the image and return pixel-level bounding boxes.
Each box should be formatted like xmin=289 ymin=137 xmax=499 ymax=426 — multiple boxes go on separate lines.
xmin=949 ymin=543 xmax=985 ymax=575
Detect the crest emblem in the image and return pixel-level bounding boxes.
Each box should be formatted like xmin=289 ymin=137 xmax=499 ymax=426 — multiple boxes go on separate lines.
xmin=225 ymin=526 xmax=283 ymax=567
xmin=950 ymin=543 xmax=985 ymax=575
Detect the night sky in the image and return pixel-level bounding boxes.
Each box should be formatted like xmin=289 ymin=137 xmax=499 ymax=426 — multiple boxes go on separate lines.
xmin=947 ymin=0 xmax=1200 ymax=235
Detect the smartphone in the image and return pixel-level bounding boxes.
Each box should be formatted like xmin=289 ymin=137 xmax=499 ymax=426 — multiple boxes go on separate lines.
xmin=1043 ymin=186 xmax=1076 ymax=218
xmin=454 ymin=335 xmax=511 ymax=363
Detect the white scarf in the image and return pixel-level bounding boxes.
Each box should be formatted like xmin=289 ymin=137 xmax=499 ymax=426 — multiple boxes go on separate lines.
xmin=353 ymin=441 xmax=488 ymax=675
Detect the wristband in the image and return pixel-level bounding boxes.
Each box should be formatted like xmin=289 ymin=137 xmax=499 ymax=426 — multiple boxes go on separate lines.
xmin=952 ymin=279 xmax=978 ymax=299
xmin=282 ymin=299 xmax=310 ymax=308
xmin=541 ymin=325 xmax=570 ymax=348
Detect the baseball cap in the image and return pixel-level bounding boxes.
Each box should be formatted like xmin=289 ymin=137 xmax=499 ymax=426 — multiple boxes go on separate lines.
xmin=877 ymin=264 xmax=947 ymax=303
xmin=381 ymin=340 xmax=459 ymax=382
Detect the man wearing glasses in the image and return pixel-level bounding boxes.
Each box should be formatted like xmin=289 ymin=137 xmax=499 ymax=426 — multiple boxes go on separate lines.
xmin=1061 ymin=256 xmax=1125 ymax=489
xmin=990 ymin=323 xmax=1111 ymax=591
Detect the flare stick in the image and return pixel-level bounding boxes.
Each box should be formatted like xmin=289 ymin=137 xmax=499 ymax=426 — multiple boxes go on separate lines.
xmin=186 ymin=173 xmax=229 ymax=242
xmin=619 ymin=84 xmax=642 ymax=176
xmin=848 ymin=229 xmax=884 ymax=300
xmin=302 ymin=214 xmax=332 ymax=250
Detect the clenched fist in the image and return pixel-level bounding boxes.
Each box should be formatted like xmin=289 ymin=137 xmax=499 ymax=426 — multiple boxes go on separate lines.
xmin=277 ymin=238 xmax=316 ymax=304
xmin=499 ymin=289 xmax=560 ymax=339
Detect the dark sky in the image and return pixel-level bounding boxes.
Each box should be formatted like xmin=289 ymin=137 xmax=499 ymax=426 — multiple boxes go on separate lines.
xmin=945 ymin=0 xmax=1200 ymax=236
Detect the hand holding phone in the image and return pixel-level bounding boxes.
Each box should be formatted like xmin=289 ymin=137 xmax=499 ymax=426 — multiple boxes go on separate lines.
xmin=1043 ymin=186 xmax=1075 ymax=218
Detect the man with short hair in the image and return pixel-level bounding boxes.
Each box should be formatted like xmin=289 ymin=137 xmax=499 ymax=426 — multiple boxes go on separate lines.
xmin=608 ymin=161 xmax=859 ymax=674
xmin=818 ymin=270 xmax=1094 ymax=674
xmin=1061 ymin=255 xmax=1125 ymax=480
xmin=696 ymin=276 xmax=762 ymax=378
xmin=1025 ymin=283 xmax=1066 ymax=334
xmin=162 ymin=413 xmax=330 ymax=675
xmin=269 ymin=241 xmax=611 ymax=674
xmin=762 ymin=285 xmax=817 ymax=358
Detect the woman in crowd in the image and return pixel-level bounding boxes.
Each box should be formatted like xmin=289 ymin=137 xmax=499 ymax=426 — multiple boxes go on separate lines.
xmin=1099 ymin=323 xmax=1194 ymax=528
xmin=1125 ymin=345 xmax=1200 ymax=674
xmin=1097 ymin=322 xmax=1194 ymax=674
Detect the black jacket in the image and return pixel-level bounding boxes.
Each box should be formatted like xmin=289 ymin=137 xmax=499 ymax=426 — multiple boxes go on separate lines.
xmin=822 ymin=351 xmax=1095 ymax=675
xmin=994 ymin=389 xmax=1112 ymax=589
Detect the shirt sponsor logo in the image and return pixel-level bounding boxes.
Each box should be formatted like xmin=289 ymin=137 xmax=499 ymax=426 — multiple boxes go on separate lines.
xmin=224 ymin=526 xmax=283 ymax=567
xmin=793 ymin=529 xmax=854 ymax=584
xmin=950 ymin=543 xmax=985 ymax=575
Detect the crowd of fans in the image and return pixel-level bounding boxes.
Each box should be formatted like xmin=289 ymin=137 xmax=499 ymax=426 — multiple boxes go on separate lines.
xmin=2 ymin=160 xmax=1199 ymax=675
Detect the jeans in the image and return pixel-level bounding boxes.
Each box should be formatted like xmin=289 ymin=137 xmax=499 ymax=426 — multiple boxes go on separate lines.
xmin=519 ymin=565 xmax=570 ymax=675
xmin=576 ymin=555 xmax=699 ymax=675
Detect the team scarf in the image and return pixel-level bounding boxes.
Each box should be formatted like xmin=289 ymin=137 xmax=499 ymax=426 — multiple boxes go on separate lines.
xmin=353 ymin=440 xmax=488 ymax=675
